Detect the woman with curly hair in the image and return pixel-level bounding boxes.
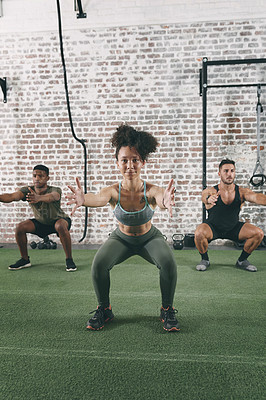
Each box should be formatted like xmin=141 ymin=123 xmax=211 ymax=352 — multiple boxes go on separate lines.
xmin=68 ymin=124 xmax=179 ymax=332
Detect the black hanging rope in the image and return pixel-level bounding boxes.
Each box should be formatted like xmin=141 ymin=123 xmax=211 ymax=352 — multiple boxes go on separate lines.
xmin=56 ymin=0 xmax=88 ymax=242
xmin=250 ymin=85 xmax=266 ymax=187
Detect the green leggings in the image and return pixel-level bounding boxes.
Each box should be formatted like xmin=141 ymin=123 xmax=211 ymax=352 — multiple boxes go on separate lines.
xmin=91 ymin=225 xmax=177 ymax=308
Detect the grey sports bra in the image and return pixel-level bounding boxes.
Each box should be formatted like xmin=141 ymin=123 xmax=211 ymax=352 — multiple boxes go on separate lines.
xmin=113 ymin=181 xmax=155 ymax=226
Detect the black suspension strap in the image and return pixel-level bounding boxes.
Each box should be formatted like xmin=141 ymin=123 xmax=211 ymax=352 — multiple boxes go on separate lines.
xmin=250 ymin=85 xmax=266 ymax=187
xmin=56 ymin=0 xmax=88 ymax=242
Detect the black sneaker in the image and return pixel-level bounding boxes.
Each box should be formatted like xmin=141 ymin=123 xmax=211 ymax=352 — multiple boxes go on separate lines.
xmin=8 ymin=258 xmax=31 ymax=271
xmin=86 ymin=305 xmax=114 ymax=331
xmin=236 ymin=259 xmax=257 ymax=272
xmin=66 ymin=258 xmax=77 ymax=272
xmin=160 ymin=306 xmax=180 ymax=332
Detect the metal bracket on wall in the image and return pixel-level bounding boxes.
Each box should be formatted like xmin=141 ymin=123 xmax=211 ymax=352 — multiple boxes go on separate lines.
xmin=0 ymin=77 xmax=7 ymax=103
xmin=74 ymin=0 xmax=87 ymax=19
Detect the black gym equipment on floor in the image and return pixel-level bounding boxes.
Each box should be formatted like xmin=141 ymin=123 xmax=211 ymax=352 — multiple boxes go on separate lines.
xmin=172 ymin=233 xmax=195 ymax=250
xmin=30 ymin=236 xmax=57 ymax=250
xmin=199 ymin=57 xmax=266 ymax=222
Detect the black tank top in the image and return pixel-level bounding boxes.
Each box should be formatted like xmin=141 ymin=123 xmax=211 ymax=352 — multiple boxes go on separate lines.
xmin=207 ymin=184 xmax=242 ymax=231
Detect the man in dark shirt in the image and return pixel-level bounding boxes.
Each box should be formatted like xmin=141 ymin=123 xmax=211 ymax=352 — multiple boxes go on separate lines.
xmin=194 ymin=159 xmax=266 ymax=272
xmin=0 ymin=164 xmax=77 ymax=272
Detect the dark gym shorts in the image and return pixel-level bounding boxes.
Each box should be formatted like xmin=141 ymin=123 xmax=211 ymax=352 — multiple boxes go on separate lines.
xmin=206 ymin=221 xmax=245 ymax=243
xmin=30 ymin=218 xmax=71 ymax=239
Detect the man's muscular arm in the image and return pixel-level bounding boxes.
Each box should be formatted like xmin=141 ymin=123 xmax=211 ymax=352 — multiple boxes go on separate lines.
xmin=0 ymin=191 xmax=24 ymax=203
xmin=241 ymin=188 xmax=266 ymax=206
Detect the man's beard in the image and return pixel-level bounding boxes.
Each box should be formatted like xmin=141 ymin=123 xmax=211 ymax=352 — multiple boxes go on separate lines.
xmin=221 ymin=177 xmax=234 ymax=185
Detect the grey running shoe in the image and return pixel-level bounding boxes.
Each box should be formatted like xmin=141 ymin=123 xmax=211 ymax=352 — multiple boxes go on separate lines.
xmin=160 ymin=307 xmax=180 ymax=332
xmin=66 ymin=258 xmax=77 ymax=272
xmin=8 ymin=258 xmax=31 ymax=270
xmin=236 ymin=260 xmax=257 ymax=272
xmin=196 ymin=259 xmax=210 ymax=271
xmin=86 ymin=305 xmax=114 ymax=331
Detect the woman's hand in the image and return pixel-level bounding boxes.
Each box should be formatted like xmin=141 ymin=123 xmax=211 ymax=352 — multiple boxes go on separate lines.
xmin=162 ymin=179 xmax=175 ymax=217
xmin=67 ymin=178 xmax=85 ymax=216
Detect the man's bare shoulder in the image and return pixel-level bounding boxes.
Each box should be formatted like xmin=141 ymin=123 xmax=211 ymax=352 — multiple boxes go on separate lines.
xmin=238 ymin=186 xmax=257 ymax=202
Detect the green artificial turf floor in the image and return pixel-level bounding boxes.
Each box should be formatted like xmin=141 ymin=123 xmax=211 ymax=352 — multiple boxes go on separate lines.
xmin=0 ymin=247 xmax=265 ymax=400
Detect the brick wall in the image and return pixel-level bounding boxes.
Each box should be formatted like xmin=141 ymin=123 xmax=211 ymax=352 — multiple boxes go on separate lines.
xmin=0 ymin=17 xmax=265 ymax=244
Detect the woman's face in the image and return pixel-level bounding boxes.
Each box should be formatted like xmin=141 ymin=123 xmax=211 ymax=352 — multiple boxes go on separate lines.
xmin=116 ymin=146 xmax=145 ymax=180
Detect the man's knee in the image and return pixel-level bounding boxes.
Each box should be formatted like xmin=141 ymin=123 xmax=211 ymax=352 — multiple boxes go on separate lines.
xmin=15 ymin=220 xmax=34 ymax=235
xmin=256 ymin=228 xmax=264 ymax=243
xmin=15 ymin=222 xmax=24 ymax=234
xmin=195 ymin=225 xmax=209 ymax=243
xmin=241 ymin=225 xmax=264 ymax=243
xmin=55 ymin=219 xmax=69 ymax=235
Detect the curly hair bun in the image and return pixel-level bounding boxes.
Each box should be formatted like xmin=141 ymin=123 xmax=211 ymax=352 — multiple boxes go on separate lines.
xmin=111 ymin=124 xmax=158 ymax=161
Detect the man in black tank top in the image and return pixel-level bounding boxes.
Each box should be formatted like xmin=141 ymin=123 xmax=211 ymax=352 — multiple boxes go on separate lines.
xmin=194 ymin=159 xmax=266 ymax=272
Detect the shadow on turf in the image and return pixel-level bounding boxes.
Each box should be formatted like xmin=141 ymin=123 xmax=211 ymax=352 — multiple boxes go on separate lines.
xmin=189 ymin=262 xmax=261 ymax=271
xmin=7 ymin=262 xmax=82 ymax=272
xmin=86 ymin=315 xmax=180 ymax=334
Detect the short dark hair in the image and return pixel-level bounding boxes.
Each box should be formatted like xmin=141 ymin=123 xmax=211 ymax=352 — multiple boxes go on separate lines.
xmin=111 ymin=124 xmax=158 ymax=161
xmin=219 ymin=159 xmax=235 ymax=170
xmin=33 ymin=164 xmax=49 ymax=175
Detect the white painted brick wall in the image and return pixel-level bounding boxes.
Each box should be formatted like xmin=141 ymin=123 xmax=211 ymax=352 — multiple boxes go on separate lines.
xmin=0 ymin=6 xmax=265 ymax=245
xmin=0 ymin=0 xmax=266 ymax=33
